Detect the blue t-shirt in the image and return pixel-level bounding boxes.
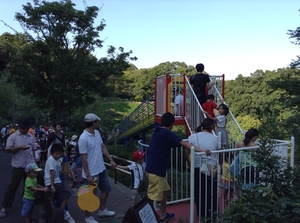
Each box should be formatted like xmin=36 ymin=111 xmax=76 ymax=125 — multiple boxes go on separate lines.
xmin=145 ymin=127 xmax=182 ymax=177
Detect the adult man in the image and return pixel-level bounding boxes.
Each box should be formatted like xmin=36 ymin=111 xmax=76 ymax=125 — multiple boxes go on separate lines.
xmin=78 ymin=113 xmax=117 ymax=223
xmin=145 ymin=112 xmax=211 ymax=223
xmin=47 ymin=123 xmax=66 ymax=148
xmin=174 ymin=87 xmax=184 ymax=116
xmin=0 ymin=118 xmax=36 ymax=218
xmin=190 ymin=63 xmax=215 ymax=105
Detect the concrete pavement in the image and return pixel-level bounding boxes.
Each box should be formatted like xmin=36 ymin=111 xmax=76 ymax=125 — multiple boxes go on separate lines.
xmin=0 ymin=149 xmax=132 ymax=223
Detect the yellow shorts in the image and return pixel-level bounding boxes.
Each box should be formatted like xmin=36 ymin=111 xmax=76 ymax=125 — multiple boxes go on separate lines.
xmin=147 ymin=173 xmax=170 ymax=201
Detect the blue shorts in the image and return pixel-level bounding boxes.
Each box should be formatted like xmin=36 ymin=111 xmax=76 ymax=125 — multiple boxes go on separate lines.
xmin=83 ymin=170 xmax=111 ymax=193
xmin=21 ymin=198 xmax=35 ymax=217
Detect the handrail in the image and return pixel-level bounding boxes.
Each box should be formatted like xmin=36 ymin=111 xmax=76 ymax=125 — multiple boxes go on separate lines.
xmin=209 ymin=76 xmax=244 ymax=134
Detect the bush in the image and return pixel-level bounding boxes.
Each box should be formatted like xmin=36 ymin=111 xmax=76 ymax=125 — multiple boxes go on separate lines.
xmin=221 ymin=113 xmax=300 ymax=223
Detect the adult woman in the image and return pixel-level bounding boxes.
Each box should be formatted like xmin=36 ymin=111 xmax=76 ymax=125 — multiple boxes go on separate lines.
xmin=188 ymin=118 xmax=221 ymax=221
xmin=230 ymin=128 xmax=259 ymax=190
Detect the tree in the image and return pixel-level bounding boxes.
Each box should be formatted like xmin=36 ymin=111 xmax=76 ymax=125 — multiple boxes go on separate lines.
xmin=288 ymin=9 xmax=300 ymax=68
xmin=8 ymin=0 xmax=136 ymax=122
xmin=0 ymin=32 xmax=27 ymax=74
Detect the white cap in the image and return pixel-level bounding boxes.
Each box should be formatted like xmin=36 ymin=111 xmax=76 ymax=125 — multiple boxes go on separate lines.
xmin=84 ymin=113 xmax=101 ymax=122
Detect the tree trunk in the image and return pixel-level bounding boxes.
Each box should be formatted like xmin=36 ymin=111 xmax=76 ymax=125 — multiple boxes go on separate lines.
xmin=55 ymin=105 xmax=64 ymax=124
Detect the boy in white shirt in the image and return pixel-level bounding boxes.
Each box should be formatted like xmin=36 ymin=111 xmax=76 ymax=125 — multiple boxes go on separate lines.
xmin=117 ymin=150 xmax=146 ymax=206
xmin=44 ymin=143 xmax=75 ymax=223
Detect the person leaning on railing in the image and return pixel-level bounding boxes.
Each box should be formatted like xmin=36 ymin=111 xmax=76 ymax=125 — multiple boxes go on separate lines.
xmin=188 ymin=118 xmax=221 ymax=221
xmin=145 ymin=112 xmax=211 ymax=223
xmin=230 ymin=128 xmax=259 ymax=191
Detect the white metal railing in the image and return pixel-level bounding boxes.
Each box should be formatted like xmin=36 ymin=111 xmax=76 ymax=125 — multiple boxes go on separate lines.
xmin=138 ymin=140 xmax=191 ymax=207
xmin=189 ymin=137 xmax=294 ymax=223
xmin=184 ymin=75 xmax=245 ymax=148
xmin=135 ymin=137 xmax=294 ymax=222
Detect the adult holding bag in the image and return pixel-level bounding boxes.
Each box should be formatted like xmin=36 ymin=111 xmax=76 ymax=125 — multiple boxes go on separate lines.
xmin=188 ymin=118 xmax=221 ymax=221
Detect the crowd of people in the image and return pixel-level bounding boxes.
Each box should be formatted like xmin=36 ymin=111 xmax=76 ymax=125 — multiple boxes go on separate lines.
xmin=0 ymin=63 xmax=259 ymax=223
xmin=0 ymin=113 xmax=117 ymax=223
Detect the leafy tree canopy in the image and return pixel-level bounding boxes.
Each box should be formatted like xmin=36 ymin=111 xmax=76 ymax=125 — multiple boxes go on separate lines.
xmin=6 ymin=0 xmax=136 ymax=122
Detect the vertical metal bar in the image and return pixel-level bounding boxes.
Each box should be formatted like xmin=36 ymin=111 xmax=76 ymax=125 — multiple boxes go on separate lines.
xmin=290 ymin=136 xmax=295 ymax=168
xmin=190 ymin=146 xmax=195 ymax=223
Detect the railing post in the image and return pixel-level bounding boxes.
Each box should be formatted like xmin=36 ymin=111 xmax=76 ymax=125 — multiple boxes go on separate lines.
xmin=291 ymin=136 xmax=295 ymax=168
xmin=190 ymin=147 xmax=195 ymax=223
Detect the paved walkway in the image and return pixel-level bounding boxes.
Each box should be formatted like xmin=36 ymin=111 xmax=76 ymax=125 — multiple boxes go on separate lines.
xmin=0 ymin=149 xmax=132 ymax=223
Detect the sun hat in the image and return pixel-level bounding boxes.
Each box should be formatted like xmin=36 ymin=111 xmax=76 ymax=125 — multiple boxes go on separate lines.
xmin=132 ymin=150 xmax=146 ymax=161
xmin=70 ymin=135 xmax=78 ymax=141
xmin=84 ymin=113 xmax=101 ymax=122
xmin=25 ymin=163 xmax=42 ymax=173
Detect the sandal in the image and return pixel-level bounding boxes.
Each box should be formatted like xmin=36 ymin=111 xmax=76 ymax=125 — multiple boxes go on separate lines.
xmin=0 ymin=210 xmax=6 ymax=218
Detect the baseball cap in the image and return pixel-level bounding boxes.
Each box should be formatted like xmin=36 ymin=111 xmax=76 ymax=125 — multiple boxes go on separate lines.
xmin=84 ymin=113 xmax=101 ymax=122
xmin=132 ymin=150 xmax=146 ymax=161
xmin=25 ymin=163 xmax=42 ymax=173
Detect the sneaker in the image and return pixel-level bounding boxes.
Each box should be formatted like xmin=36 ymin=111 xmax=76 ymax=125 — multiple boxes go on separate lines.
xmin=64 ymin=211 xmax=76 ymax=223
xmin=85 ymin=216 xmax=98 ymax=223
xmin=161 ymin=213 xmax=175 ymax=222
xmin=97 ymin=208 xmax=115 ymax=217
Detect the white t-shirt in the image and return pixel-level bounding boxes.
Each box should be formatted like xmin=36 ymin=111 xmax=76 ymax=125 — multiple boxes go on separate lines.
xmin=78 ymin=129 xmax=106 ymax=178
xmin=216 ymin=115 xmax=226 ymax=128
xmin=174 ymin=93 xmax=184 ymax=116
xmin=44 ymin=155 xmax=62 ymax=186
xmin=35 ymin=149 xmax=41 ymax=161
xmin=128 ymin=162 xmax=146 ymax=189
xmin=188 ymin=132 xmax=221 ymax=168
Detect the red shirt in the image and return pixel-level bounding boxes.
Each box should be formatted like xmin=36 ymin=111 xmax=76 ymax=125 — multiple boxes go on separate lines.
xmin=202 ymin=101 xmax=217 ymax=118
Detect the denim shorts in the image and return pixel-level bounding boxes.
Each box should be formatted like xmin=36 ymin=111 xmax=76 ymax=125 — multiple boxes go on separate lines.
xmin=21 ymin=198 xmax=35 ymax=217
xmin=47 ymin=183 xmax=71 ymax=202
xmin=83 ymin=169 xmax=111 ymax=193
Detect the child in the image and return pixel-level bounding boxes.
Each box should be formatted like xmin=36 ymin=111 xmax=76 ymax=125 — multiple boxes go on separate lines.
xmin=204 ymin=103 xmax=229 ymax=149
xmin=202 ymin=94 xmax=217 ymax=118
xmin=44 ymin=143 xmax=76 ymax=223
xmin=34 ymin=145 xmax=41 ymax=167
xmin=67 ymin=144 xmax=79 ymax=188
xmin=220 ymin=152 xmax=236 ymax=209
xmin=117 ymin=150 xmax=146 ymax=207
xmin=215 ymin=104 xmax=229 ymax=149
xmin=22 ymin=163 xmax=48 ymax=223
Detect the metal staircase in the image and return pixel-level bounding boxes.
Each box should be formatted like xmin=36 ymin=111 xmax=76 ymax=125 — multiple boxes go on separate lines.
xmin=109 ymin=73 xmax=245 ymax=147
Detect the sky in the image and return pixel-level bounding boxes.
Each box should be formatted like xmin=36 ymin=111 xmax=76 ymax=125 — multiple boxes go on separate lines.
xmin=0 ymin=0 xmax=299 ymax=80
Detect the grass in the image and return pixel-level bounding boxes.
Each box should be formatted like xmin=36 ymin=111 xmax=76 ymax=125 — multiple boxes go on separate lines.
xmin=98 ymin=97 xmax=140 ymax=116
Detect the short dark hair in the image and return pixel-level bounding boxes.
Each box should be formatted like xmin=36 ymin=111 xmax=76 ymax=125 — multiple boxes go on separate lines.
xmin=53 ymin=123 xmax=61 ymax=128
xmin=161 ymin=112 xmax=175 ymax=127
xmin=196 ymin=118 xmax=215 ymax=132
xmin=207 ymin=94 xmax=215 ymax=100
xmin=85 ymin=121 xmax=94 ymax=128
xmin=218 ymin=104 xmax=229 ymax=116
xmin=195 ymin=63 xmax=204 ymax=72
xmin=67 ymin=144 xmax=75 ymax=153
xmin=51 ymin=143 xmax=64 ymax=153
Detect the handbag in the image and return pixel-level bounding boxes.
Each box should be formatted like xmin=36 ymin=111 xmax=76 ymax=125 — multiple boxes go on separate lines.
xmin=201 ymin=161 xmax=217 ymax=178
xmin=196 ymin=134 xmax=217 ymax=178
xmin=200 ymin=161 xmax=210 ymax=176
